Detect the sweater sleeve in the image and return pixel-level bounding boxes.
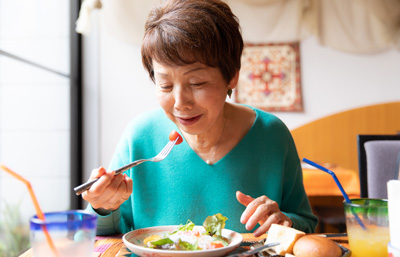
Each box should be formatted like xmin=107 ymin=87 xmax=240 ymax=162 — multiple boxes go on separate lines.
xmin=85 ymin=205 xmax=122 ymax=236
xmin=280 ymin=129 xmax=318 ymax=233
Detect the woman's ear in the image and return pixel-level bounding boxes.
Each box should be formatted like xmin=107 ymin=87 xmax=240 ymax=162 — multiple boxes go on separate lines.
xmin=227 ymin=71 xmax=239 ymax=98
xmin=229 ymin=71 xmax=240 ymax=90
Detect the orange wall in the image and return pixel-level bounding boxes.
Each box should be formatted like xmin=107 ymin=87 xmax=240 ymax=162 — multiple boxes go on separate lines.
xmin=291 ymin=102 xmax=400 ymax=173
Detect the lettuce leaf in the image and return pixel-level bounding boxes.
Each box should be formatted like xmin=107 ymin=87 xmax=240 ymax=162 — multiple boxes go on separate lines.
xmin=177 ymin=239 xmax=198 ymax=250
xmin=169 ymin=220 xmax=195 ymax=235
xmin=203 ymin=213 xmax=228 ymax=236
xmin=149 ymin=237 xmax=174 ymax=247
xmin=213 ymin=235 xmax=229 ymax=246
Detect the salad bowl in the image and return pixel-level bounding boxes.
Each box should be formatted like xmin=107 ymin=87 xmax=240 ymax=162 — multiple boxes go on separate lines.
xmin=122 ymin=225 xmax=243 ymax=257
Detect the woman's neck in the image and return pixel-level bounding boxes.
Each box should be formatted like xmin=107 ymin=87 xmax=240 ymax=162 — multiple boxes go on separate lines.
xmin=183 ymin=103 xmax=255 ymax=165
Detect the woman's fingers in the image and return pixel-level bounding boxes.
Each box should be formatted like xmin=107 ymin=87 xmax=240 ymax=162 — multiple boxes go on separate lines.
xmin=99 ymin=174 xmax=133 ymax=210
xmin=253 ymin=211 xmax=285 ymax=236
xmin=109 ymin=174 xmax=130 ymax=198
xmin=243 ymin=196 xmax=277 ymax=230
xmin=239 ymin=193 xmax=270 ymax=225
xmin=236 ymin=191 xmax=257 ymax=224
xmin=106 ymin=172 xmax=125 ymax=192
xmin=88 ymin=168 xmax=115 ymax=196
xmin=255 ymin=212 xmax=293 ymax=236
xmin=236 ymin=191 xmax=253 ymax=206
xmin=236 ymin=191 xmax=292 ymax=236
xmin=83 ymin=167 xmax=133 ymax=211
xmin=89 ymin=166 xmax=107 ymax=180
xmin=124 ymin=174 xmax=133 ymax=197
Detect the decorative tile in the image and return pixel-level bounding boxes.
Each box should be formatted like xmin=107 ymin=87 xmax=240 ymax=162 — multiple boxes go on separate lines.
xmin=236 ymin=42 xmax=303 ymax=112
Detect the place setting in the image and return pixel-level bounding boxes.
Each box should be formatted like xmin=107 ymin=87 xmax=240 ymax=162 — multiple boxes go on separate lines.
xmin=2 ymin=151 xmax=399 ymax=257
xmin=1 ymin=141 xmax=398 ymax=257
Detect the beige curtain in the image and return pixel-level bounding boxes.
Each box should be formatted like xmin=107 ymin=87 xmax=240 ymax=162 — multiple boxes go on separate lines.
xmin=314 ymin=0 xmax=400 ymax=53
xmin=228 ymin=0 xmax=400 ymax=53
xmin=76 ymin=0 xmax=400 ymax=54
xmin=225 ymin=0 xmax=311 ymax=43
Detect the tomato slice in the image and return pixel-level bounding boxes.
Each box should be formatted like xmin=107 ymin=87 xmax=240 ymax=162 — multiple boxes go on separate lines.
xmin=210 ymin=241 xmax=225 ymax=249
xmin=169 ymin=130 xmax=183 ymax=145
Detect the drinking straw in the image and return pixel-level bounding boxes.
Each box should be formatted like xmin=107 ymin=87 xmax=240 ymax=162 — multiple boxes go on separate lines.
xmin=302 ymin=158 xmax=367 ymax=230
xmin=0 ymin=165 xmax=60 ymax=257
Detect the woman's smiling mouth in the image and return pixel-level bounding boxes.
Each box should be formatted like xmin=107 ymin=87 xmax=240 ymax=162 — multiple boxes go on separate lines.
xmin=177 ymin=115 xmax=202 ymax=125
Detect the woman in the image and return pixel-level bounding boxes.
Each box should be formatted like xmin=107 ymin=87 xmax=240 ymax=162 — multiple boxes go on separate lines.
xmin=83 ymin=0 xmax=317 ymax=236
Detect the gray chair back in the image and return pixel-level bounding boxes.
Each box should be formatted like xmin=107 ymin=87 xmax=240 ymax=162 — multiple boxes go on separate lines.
xmin=364 ymin=141 xmax=400 ymax=198
xmin=358 ymin=135 xmax=400 ymax=198
xmin=397 ymin=150 xmax=400 ymax=180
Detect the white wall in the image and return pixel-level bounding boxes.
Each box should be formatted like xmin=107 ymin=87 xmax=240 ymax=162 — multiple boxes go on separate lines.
xmin=280 ymin=39 xmax=400 ymax=129
xmin=84 ymin=21 xmax=400 ymax=178
xmin=0 ymin=0 xmax=71 ymax=222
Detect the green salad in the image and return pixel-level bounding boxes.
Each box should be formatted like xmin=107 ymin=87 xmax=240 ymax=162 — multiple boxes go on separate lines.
xmin=143 ymin=214 xmax=230 ymax=251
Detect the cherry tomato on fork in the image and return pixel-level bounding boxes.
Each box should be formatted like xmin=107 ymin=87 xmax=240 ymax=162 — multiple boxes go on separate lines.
xmin=169 ymin=130 xmax=183 ymax=144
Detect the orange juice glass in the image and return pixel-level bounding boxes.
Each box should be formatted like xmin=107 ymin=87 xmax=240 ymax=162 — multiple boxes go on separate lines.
xmin=344 ymin=198 xmax=389 ymax=257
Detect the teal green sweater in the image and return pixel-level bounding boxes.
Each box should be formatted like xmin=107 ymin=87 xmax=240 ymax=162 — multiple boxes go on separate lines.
xmin=87 ymin=107 xmax=317 ymax=235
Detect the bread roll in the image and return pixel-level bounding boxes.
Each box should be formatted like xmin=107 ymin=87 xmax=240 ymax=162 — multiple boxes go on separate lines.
xmin=265 ymin=224 xmax=305 ymax=255
xmin=293 ymin=235 xmax=342 ymax=257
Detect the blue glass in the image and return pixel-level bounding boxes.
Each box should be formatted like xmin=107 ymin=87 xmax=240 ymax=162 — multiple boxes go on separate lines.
xmin=30 ymin=210 xmax=97 ymax=257
xmin=30 ymin=210 xmax=97 ymax=232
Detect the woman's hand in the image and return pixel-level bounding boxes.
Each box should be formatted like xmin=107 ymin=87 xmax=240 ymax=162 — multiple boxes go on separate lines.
xmin=236 ymin=191 xmax=292 ymax=237
xmin=82 ymin=167 xmax=133 ymax=213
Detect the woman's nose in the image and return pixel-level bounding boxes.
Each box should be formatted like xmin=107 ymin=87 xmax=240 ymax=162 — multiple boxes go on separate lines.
xmin=174 ymin=86 xmax=193 ymax=110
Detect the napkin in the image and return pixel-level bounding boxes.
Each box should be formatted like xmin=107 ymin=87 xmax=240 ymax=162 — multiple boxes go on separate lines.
xmin=388 ymin=180 xmax=400 ymax=248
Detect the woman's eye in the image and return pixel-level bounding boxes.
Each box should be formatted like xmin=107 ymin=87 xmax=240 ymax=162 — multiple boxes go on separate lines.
xmin=158 ymin=84 xmax=173 ymax=91
xmin=189 ymin=82 xmax=205 ymax=87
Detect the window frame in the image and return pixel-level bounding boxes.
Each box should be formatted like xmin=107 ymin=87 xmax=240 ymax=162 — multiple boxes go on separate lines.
xmin=70 ymin=0 xmax=83 ymax=209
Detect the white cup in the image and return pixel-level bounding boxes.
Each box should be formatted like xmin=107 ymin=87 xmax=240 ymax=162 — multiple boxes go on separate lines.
xmin=388 ymin=242 xmax=400 ymax=257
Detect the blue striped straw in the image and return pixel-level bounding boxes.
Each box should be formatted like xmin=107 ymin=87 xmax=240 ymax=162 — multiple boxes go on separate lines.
xmin=302 ymin=158 xmax=367 ymax=230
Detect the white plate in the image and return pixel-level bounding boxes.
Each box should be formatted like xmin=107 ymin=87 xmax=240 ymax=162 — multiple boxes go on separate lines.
xmin=122 ymin=225 xmax=243 ymax=257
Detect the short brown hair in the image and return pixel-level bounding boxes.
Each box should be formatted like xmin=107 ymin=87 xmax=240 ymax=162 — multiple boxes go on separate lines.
xmin=141 ymin=0 xmax=243 ymax=84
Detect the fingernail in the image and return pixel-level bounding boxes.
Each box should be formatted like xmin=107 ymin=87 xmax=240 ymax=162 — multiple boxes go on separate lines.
xmin=253 ymin=228 xmax=261 ymax=237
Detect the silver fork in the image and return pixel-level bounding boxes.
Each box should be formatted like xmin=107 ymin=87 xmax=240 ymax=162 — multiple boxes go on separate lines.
xmin=74 ymin=137 xmax=179 ymax=195
xmin=227 ymin=242 xmax=280 ymax=257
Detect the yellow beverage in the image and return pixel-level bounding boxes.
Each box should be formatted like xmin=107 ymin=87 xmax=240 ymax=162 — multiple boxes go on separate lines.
xmin=347 ymin=225 xmax=390 ymax=257
xmin=344 ymin=199 xmax=389 ymax=257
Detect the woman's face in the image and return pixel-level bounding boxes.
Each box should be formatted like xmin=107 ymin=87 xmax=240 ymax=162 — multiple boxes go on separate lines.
xmin=153 ymin=61 xmax=236 ymax=136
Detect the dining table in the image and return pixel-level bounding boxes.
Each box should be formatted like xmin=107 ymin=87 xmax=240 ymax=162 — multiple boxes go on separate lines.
xmin=19 ymin=233 xmax=350 ymax=257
